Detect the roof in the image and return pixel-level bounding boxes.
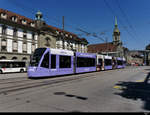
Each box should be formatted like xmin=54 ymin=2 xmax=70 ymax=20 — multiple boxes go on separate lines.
xmin=0 ymin=8 xmax=88 ymax=44
xmin=47 ymin=25 xmax=78 ymax=37
xmin=0 ymin=8 xmax=35 ymax=27
xmin=87 ymin=42 xmax=117 ymax=53
xmin=47 ymin=25 xmax=88 ymax=43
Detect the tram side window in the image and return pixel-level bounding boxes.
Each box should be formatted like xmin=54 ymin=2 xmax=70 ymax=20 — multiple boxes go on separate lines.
xmin=59 ymin=56 xmax=71 ymax=68
xmin=77 ymin=57 xmax=95 ymax=67
xmin=41 ymin=52 xmax=49 ymax=68
xmin=89 ymin=58 xmax=95 ymax=67
xmin=77 ymin=57 xmax=84 ymax=67
xmin=124 ymin=61 xmax=126 ymax=65
xmin=117 ymin=60 xmax=123 ymax=65
xmin=51 ymin=55 xmax=56 ymax=69
xmin=105 ymin=59 xmax=112 ymax=66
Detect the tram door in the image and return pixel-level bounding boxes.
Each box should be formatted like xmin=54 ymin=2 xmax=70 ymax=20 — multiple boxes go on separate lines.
xmin=98 ymin=59 xmax=103 ymax=71
xmin=112 ymin=58 xmax=117 ymax=69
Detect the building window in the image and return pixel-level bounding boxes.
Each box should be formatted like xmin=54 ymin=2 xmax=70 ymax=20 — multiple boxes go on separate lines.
xmin=65 ymin=34 xmax=68 ymax=37
xmin=0 ymin=56 xmax=6 ymax=60
xmin=56 ymin=41 xmax=60 ymax=49
xmin=1 ymin=13 xmax=7 ymax=19
xmin=13 ymin=41 xmax=18 ymax=52
xmin=45 ymin=37 xmax=51 ymax=47
xmin=1 ymin=39 xmax=7 ymax=51
xmin=12 ymin=57 xmax=17 ymax=60
xmin=2 ymin=25 xmax=7 ymax=35
xmin=13 ymin=28 xmax=17 ymax=37
xmin=11 ymin=16 xmax=17 ymax=22
xmin=32 ymin=43 xmax=35 ymax=53
xmin=21 ymin=19 xmax=27 ymax=25
xmin=30 ymin=22 xmax=35 ymax=27
xmin=32 ymin=33 xmax=35 ymax=40
xmin=22 ymin=57 xmax=27 ymax=61
xmin=23 ymin=42 xmax=27 ymax=53
xmin=23 ymin=31 xmax=27 ymax=38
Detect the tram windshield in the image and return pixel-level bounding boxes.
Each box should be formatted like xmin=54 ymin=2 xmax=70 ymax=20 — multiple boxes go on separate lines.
xmin=30 ymin=48 xmax=47 ymax=66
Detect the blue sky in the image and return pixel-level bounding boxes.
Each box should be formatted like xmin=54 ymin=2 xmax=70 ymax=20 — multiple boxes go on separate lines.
xmin=0 ymin=0 xmax=150 ymax=50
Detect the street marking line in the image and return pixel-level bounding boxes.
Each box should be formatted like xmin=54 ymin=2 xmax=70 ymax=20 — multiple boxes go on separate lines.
xmin=113 ymin=85 xmax=126 ymax=90
xmin=113 ymin=86 xmax=121 ymax=89
xmin=136 ymin=80 xmax=145 ymax=82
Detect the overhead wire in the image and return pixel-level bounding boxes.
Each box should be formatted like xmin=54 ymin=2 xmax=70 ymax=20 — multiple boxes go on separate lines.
xmin=115 ymin=0 xmax=139 ymax=39
xmin=103 ymin=0 xmax=137 ymax=41
xmin=7 ymin=0 xmax=110 ymax=43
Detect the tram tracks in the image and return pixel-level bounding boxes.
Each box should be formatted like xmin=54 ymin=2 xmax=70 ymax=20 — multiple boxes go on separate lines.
xmin=0 ymin=72 xmax=101 ymax=95
xmin=0 ymin=68 xmax=129 ymax=95
xmin=0 ymin=78 xmax=30 ymax=85
xmin=0 ymin=76 xmax=28 ymax=84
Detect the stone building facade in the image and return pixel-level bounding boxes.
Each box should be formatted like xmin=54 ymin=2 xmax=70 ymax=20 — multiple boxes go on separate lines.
xmin=0 ymin=9 xmax=38 ymax=61
xmin=0 ymin=9 xmax=88 ymax=62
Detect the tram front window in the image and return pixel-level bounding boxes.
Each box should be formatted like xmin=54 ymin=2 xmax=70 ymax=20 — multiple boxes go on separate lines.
xmin=30 ymin=48 xmax=46 ymax=66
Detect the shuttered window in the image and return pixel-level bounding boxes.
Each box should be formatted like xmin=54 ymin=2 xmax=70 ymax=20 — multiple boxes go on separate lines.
xmin=1 ymin=39 xmax=7 ymax=51
xmin=13 ymin=41 xmax=18 ymax=51
xmin=23 ymin=43 xmax=27 ymax=52
xmin=32 ymin=44 xmax=35 ymax=52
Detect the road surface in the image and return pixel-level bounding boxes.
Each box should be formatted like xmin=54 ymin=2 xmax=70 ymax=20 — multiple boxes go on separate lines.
xmin=0 ymin=66 xmax=150 ymax=112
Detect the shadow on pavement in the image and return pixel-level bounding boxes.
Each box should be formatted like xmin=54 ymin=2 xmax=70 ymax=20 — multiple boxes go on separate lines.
xmin=114 ymin=72 xmax=150 ymax=110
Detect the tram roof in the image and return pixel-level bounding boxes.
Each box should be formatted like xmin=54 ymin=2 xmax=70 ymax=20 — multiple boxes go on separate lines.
xmin=50 ymin=48 xmax=74 ymax=56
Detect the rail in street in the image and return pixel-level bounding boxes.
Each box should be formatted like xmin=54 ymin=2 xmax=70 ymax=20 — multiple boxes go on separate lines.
xmin=0 ymin=66 xmax=150 ymax=112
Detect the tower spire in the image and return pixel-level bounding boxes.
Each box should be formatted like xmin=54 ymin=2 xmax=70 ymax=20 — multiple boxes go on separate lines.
xmin=115 ymin=16 xmax=118 ymax=27
xmin=113 ymin=16 xmax=121 ymax=45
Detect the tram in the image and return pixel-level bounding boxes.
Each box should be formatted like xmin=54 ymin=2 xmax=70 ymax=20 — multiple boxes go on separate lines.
xmin=28 ymin=48 xmax=126 ymax=78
